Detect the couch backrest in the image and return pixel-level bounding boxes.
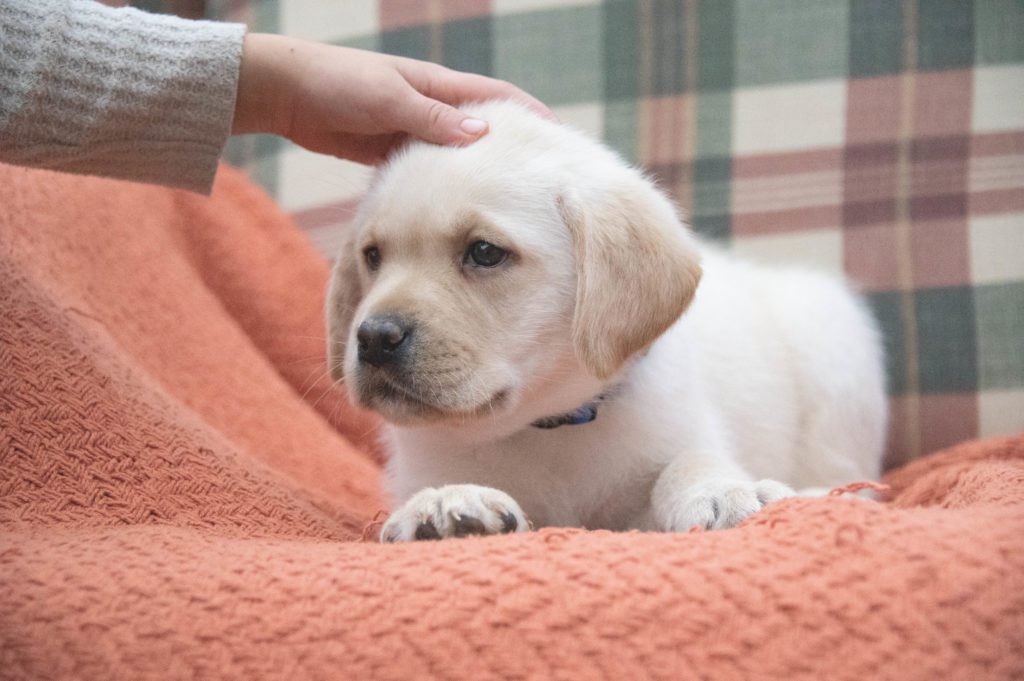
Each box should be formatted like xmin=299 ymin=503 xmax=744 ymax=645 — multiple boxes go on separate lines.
xmin=201 ymin=0 xmax=1024 ymax=469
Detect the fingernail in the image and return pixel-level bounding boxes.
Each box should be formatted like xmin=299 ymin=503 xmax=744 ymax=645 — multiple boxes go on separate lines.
xmin=460 ymin=118 xmax=488 ymax=135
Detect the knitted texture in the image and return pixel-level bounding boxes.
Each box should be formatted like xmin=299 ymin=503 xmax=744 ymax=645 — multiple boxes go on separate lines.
xmin=0 ymin=0 xmax=244 ymax=193
xmin=1 ymin=163 xmax=1023 ymax=680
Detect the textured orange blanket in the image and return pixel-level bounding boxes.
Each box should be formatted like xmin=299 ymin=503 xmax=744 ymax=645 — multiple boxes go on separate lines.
xmin=2 ymin=164 xmax=1022 ymax=680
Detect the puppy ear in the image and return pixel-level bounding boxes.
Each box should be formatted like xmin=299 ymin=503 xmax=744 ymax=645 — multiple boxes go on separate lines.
xmin=325 ymin=234 xmax=362 ymax=382
xmin=559 ymin=183 xmax=702 ymax=380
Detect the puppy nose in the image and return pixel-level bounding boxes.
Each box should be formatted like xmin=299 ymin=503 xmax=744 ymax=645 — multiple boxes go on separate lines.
xmin=357 ymin=315 xmax=412 ymax=367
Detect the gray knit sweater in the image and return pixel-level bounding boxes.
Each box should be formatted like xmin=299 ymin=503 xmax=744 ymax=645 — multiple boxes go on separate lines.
xmin=0 ymin=0 xmax=245 ymax=194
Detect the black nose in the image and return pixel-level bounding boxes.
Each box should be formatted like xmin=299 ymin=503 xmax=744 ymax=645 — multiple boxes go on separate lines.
xmin=357 ymin=315 xmax=412 ymax=367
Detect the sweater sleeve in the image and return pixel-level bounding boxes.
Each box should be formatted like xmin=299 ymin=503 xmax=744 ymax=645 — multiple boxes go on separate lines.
xmin=0 ymin=0 xmax=245 ymax=194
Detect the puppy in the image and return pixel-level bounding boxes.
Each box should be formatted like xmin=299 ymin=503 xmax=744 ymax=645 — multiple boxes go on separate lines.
xmin=326 ymin=101 xmax=887 ymax=541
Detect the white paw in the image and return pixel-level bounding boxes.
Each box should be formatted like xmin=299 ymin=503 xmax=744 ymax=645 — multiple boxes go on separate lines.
xmin=380 ymin=484 xmax=529 ymax=543
xmin=663 ymin=478 xmax=794 ymax=531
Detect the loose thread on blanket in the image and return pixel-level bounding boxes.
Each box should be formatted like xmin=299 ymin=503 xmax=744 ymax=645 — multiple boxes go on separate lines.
xmin=361 ymin=509 xmax=390 ymax=542
xmin=65 ymin=306 xmax=108 ymax=328
xmin=828 ymin=480 xmax=891 ymax=496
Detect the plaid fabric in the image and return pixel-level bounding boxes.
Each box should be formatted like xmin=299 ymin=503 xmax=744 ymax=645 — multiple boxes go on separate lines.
xmin=187 ymin=0 xmax=1023 ymax=468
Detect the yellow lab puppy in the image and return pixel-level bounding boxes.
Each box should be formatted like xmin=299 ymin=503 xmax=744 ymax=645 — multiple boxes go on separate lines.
xmin=327 ymin=101 xmax=886 ymax=541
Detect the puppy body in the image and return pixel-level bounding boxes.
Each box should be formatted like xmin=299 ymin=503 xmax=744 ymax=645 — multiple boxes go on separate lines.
xmin=385 ymin=249 xmax=884 ymax=531
xmin=327 ymin=101 xmax=887 ymax=539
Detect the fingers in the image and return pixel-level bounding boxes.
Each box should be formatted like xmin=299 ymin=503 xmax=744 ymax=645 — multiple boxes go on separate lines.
xmin=390 ymin=90 xmax=491 ymax=146
xmin=298 ymin=51 xmax=556 ymax=158
xmin=431 ymin=71 xmax=557 ymax=121
xmin=397 ymin=61 xmax=557 ymax=122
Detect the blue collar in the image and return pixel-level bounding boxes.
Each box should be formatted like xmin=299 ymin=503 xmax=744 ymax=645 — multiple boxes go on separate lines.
xmin=531 ymin=402 xmax=598 ymax=429
xmin=530 ymin=386 xmax=619 ymax=429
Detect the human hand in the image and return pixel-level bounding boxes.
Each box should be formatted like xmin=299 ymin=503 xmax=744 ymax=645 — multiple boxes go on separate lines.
xmin=232 ymin=33 xmax=554 ymax=164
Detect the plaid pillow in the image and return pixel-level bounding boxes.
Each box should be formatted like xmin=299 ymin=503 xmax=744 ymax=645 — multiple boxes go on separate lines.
xmin=193 ymin=0 xmax=1024 ymax=469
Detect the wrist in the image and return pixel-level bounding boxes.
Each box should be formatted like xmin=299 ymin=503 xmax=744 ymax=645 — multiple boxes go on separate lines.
xmin=232 ymin=33 xmax=296 ymax=137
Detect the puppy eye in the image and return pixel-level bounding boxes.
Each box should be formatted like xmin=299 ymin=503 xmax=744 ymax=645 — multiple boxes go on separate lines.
xmin=465 ymin=240 xmax=509 ymax=268
xmin=363 ymin=246 xmax=381 ymax=271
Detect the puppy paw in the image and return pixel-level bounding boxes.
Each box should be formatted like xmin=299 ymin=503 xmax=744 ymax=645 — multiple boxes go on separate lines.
xmin=380 ymin=484 xmax=528 ymax=543
xmin=663 ymin=478 xmax=794 ymax=531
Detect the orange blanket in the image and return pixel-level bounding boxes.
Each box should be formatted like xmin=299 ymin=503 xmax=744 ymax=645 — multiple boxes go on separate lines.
xmin=2 ymin=164 xmax=1022 ymax=680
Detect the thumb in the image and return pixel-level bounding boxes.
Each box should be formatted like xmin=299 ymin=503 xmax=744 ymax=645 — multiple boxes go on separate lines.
xmin=399 ymin=93 xmax=489 ymax=145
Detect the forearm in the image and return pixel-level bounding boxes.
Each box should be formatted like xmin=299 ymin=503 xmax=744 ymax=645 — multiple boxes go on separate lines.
xmin=0 ymin=0 xmax=244 ymax=194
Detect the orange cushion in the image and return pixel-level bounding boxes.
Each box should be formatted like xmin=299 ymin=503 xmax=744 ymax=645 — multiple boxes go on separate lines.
xmin=1 ymin=163 xmax=1021 ymax=679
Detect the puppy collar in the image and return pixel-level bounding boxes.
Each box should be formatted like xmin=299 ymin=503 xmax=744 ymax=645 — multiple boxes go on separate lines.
xmin=530 ymin=386 xmax=620 ymax=430
xmin=531 ymin=402 xmax=598 ymax=429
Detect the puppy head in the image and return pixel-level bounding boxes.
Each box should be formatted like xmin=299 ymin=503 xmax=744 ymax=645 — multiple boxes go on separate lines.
xmin=327 ymin=101 xmax=701 ymax=428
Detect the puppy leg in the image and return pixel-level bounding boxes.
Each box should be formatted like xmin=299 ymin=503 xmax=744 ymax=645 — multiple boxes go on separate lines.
xmin=651 ymin=460 xmax=794 ymax=532
xmin=380 ymin=484 xmax=529 ymax=543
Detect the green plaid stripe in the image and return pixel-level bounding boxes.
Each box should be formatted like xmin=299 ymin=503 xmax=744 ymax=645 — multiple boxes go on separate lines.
xmin=735 ymin=0 xmax=850 ymax=86
xmin=168 ymin=0 xmax=1023 ymax=467
xmin=208 ymin=0 xmax=282 ymax=194
xmin=976 ymin=282 xmax=1024 ymax=390
xmin=495 ymin=6 xmax=605 ymax=107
